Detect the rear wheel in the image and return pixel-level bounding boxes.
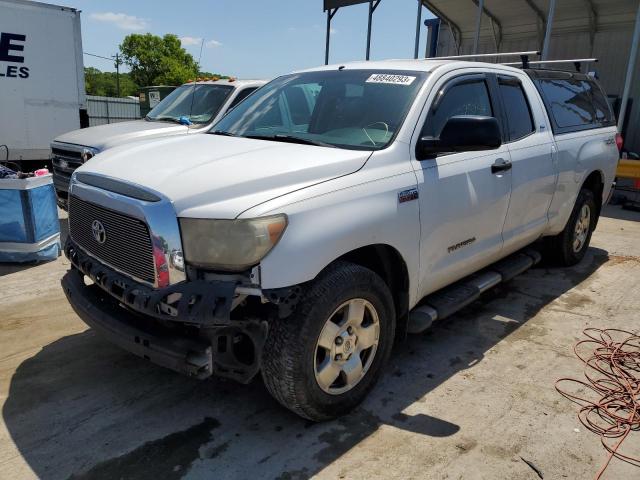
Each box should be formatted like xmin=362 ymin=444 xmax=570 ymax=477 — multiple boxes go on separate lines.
xmin=548 ymin=188 xmax=597 ymax=266
xmin=261 ymin=261 xmax=395 ymax=421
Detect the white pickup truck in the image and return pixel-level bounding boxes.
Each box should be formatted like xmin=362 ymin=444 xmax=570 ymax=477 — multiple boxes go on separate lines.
xmin=61 ymin=59 xmax=619 ymax=421
xmin=51 ymin=79 xmax=266 ymax=207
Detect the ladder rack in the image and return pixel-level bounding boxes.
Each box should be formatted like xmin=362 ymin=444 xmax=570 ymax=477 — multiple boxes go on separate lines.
xmin=431 ymin=51 xmax=540 ymax=68
xmin=502 ymin=58 xmax=598 ymax=72
xmin=433 ymin=51 xmax=540 ymax=60
xmin=429 ymin=51 xmax=597 ymax=71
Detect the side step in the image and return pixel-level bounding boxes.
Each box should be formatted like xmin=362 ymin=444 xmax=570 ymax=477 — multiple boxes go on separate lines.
xmin=407 ymin=248 xmax=541 ymax=334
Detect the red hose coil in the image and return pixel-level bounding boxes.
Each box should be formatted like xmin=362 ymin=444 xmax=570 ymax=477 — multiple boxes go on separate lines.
xmin=556 ymin=328 xmax=640 ymax=479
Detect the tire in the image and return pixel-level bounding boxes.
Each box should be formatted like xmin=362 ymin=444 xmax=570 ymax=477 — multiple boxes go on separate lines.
xmin=548 ymin=188 xmax=597 ymax=266
xmin=261 ymin=261 xmax=395 ymax=421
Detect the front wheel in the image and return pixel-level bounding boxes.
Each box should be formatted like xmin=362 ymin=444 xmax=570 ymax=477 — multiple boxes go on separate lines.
xmin=548 ymin=188 xmax=597 ymax=266
xmin=261 ymin=261 xmax=395 ymax=421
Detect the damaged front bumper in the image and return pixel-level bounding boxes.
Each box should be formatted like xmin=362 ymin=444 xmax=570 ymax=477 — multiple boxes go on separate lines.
xmin=63 ymin=240 xmax=269 ymax=382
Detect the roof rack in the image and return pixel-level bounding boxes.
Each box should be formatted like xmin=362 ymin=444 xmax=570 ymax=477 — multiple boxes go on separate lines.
xmin=433 ymin=51 xmax=540 ymax=60
xmin=502 ymin=58 xmax=598 ymax=72
xmin=432 ymin=51 xmax=541 ymax=68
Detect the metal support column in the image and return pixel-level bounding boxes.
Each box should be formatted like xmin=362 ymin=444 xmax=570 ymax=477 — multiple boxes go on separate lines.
xmin=541 ymin=0 xmax=556 ymax=60
xmin=414 ymin=0 xmax=423 ymax=59
xmin=473 ymin=0 xmax=484 ymax=54
xmin=366 ymin=0 xmax=381 ymax=61
xmin=424 ymin=18 xmax=440 ymax=58
xmin=618 ymin=1 xmax=640 ymax=132
xmin=325 ymin=8 xmax=338 ymax=65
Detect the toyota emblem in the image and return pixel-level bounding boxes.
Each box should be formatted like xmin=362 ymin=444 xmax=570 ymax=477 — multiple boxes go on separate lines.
xmin=92 ymin=220 xmax=106 ymax=244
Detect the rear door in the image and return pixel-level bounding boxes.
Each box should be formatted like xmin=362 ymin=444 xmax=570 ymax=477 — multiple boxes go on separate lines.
xmin=494 ymin=73 xmax=557 ymax=252
xmin=411 ymin=71 xmax=512 ymax=296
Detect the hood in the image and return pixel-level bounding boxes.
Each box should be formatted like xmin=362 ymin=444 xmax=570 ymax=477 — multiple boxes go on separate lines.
xmin=54 ymin=120 xmax=188 ymax=151
xmin=76 ymin=134 xmax=371 ymax=218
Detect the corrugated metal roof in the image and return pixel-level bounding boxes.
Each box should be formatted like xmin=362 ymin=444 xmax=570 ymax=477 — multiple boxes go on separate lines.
xmin=423 ymin=0 xmax=638 ymax=43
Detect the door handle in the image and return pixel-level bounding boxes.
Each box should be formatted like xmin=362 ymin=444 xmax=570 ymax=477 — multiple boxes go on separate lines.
xmin=491 ymin=159 xmax=512 ymax=174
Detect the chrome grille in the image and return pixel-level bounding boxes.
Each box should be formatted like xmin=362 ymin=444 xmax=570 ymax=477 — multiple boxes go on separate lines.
xmin=51 ymin=147 xmax=83 ymax=191
xmin=69 ymin=196 xmax=156 ymax=284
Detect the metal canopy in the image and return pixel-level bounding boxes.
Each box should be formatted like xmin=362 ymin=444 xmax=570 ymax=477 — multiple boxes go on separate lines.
xmin=422 ymin=0 xmax=639 ymax=54
xmin=324 ymin=0 xmax=370 ymax=8
xmin=324 ymin=0 xmax=429 ymax=64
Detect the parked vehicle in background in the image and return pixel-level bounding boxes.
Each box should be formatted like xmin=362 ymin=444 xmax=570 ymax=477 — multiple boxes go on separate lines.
xmin=61 ymin=59 xmax=619 ymax=421
xmin=0 ymin=0 xmax=86 ymax=171
xmin=139 ymin=85 xmax=177 ymax=118
xmin=51 ymin=78 xmax=267 ymax=207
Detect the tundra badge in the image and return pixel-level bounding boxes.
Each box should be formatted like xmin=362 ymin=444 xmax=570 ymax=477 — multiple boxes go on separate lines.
xmin=448 ymin=237 xmax=476 ymax=253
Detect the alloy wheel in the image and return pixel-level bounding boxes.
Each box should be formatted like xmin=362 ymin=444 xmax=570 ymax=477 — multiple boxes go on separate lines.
xmin=572 ymin=204 xmax=591 ymax=253
xmin=314 ymin=299 xmax=380 ymax=395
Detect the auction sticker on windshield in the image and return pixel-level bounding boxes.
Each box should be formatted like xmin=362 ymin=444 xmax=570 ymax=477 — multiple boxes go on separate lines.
xmin=366 ymin=74 xmax=416 ymax=85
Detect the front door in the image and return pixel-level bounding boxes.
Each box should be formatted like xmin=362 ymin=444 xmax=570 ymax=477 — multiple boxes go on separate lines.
xmin=411 ymin=72 xmax=512 ymax=298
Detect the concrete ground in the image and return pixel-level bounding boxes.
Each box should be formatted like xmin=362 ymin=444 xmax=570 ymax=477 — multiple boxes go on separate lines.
xmin=1 ymin=206 xmax=639 ymax=480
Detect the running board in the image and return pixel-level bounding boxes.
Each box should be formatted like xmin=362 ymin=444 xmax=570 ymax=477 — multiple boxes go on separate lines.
xmin=407 ymin=248 xmax=541 ymax=334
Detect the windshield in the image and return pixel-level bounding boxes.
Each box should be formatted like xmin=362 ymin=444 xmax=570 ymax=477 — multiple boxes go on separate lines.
xmin=210 ymin=69 xmax=427 ymax=150
xmin=146 ymin=84 xmax=234 ymax=124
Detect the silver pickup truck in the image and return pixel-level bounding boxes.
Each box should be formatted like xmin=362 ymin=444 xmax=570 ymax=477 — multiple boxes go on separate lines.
xmin=51 ymin=79 xmax=266 ymax=207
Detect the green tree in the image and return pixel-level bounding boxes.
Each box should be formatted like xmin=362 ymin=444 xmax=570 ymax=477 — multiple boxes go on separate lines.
xmin=197 ymin=71 xmax=230 ymax=80
xmin=84 ymin=67 xmax=139 ymax=97
xmin=119 ymin=33 xmax=199 ymax=86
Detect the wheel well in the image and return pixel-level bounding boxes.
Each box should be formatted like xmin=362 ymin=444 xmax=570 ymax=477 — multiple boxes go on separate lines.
xmin=581 ymin=170 xmax=604 ymax=225
xmin=337 ymin=244 xmax=410 ymax=339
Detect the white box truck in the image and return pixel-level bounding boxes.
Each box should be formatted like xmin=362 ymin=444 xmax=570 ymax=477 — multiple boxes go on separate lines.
xmin=0 ymin=0 xmax=86 ymax=170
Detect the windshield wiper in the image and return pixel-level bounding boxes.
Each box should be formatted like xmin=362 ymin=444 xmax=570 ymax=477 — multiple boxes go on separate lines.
xmin=245 ymin=134 xmax=335 ymax=148
xmin=209 ymin=130 xmax=237 ymax=137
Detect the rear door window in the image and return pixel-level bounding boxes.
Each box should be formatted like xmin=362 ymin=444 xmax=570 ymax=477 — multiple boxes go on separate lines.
xmin=497 ymin=76 xmax=535 ymax=141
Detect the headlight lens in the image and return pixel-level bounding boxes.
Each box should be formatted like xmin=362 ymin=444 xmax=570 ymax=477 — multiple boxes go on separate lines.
xmin=81 ymin=147 xmax=99 ymax=162
xmin=179 ymin=214 xmax=287 ymax=271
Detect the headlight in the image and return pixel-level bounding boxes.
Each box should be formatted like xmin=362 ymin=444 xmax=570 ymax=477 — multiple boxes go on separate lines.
xmin=179 ymin=214 xmax=287 ymax=271
xmin=81 ymin=147 xmax=99 ymax=163
xmin=169 ymin=249 xmax=184 ymax=271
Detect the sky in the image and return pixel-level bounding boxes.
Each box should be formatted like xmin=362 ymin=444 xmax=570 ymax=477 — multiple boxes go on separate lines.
xmin=68 ymin=0 xmax=435 ymax=80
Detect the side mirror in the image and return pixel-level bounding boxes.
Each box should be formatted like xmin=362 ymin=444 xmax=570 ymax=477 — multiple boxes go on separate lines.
xmin=416 ymin=115 xmax=502 ymax=160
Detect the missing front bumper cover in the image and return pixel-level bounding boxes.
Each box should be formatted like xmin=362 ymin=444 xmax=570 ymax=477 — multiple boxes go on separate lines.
xmin=66 ymin=240 xmax=236 ymax=326
xmin=63 ymin=240 xmax=268 ymax=383
xmin=62 ymin=268 xmax=214 ymax=378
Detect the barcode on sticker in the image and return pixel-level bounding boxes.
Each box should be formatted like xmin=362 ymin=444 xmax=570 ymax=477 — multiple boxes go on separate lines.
xmin=366 ymin=74 xmax=416 ymax=85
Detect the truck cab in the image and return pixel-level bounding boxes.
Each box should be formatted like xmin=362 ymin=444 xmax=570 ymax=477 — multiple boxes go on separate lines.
xmin=61 ymin=59 xmax=619 ymax=421
xmin=51 ymin=78 xmax=267 ymax=207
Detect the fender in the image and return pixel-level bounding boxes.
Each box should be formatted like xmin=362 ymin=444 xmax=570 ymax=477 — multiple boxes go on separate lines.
xmin=242 ymin=154 xmax=422 ymax=308
xmin=544 ymin=127 xmax=617 ymax=235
